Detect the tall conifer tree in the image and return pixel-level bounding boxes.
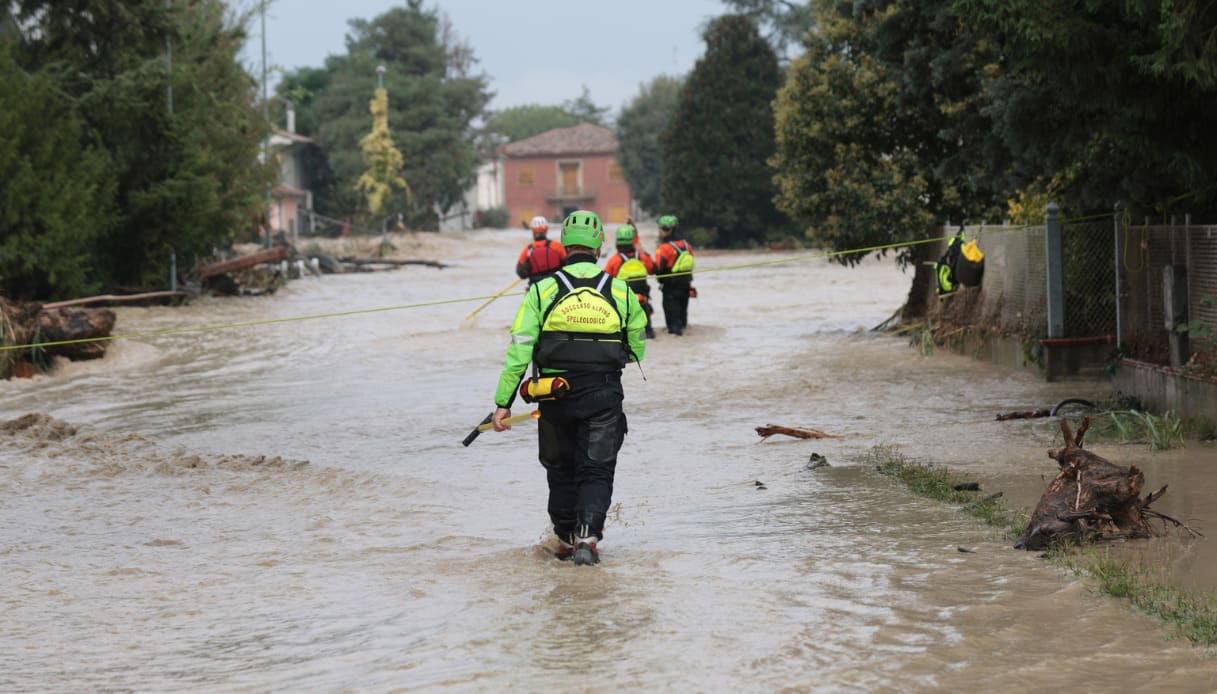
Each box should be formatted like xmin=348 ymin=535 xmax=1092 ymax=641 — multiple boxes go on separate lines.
xmin=660 ymin=15 xmax=789 ymax=247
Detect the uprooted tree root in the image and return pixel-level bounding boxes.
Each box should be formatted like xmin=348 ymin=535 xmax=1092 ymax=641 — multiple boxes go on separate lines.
xmin=1015 ymin=417 xmax=1201 ymax=550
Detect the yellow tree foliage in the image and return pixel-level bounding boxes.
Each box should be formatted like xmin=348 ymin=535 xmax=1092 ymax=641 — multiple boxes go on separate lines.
xmin=355 ymin=87 xmax=410 ymax=216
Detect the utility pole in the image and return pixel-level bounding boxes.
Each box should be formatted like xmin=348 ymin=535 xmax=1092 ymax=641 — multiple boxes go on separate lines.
xmin=261 ymin=1 xmax=271 ymax=248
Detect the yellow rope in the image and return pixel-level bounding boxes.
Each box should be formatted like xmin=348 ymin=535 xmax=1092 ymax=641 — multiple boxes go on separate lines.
xmin=0 ymin=294 xmax=509 ymax=353
xmin=0 ymin=212 xmax=1124 ymax=353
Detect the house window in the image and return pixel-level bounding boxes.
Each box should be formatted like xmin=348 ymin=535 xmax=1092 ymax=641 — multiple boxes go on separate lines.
xmin=606 ymin=206 xmax=628 ymax=224
xmin=608 ymin=164 xmax=625 ymax=184
xmin=517 ymin=208 xmax=536 ymax=226
xmin=517 ymin=166 xmax=535 ymax=187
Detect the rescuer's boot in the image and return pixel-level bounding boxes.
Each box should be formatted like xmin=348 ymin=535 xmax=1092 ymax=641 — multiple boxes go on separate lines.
xmin=573 ymin=541 xmax=599 ymax=566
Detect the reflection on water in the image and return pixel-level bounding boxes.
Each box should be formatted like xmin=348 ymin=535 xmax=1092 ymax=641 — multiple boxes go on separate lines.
xmin=1 ymin=230 xmax=1214 ymax=691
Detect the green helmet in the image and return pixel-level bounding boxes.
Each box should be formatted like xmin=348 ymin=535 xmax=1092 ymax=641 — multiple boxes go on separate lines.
xmin=658 ymin=214 xmax=678 ymax=229
xmin=561 ymin=210 xmax=604 ymax=248
xmin=615 ymin=224 xmax=636 ymax=244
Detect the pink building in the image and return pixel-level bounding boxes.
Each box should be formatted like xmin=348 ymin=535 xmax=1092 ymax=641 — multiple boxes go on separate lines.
xmin=266 ymin=103 xmax=315 ymax=243
xmin=500 ymin=123 xmax=633 ymax=227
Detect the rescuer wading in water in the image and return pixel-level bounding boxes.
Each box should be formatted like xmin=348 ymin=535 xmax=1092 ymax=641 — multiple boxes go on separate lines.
xmin=653 ymin=214 xmax=695 ymax=335
xmin=603 ymin=221 xmax=656 ymax=339
xmin=515 ymin=215 xmax=567 ymax=285
xmin=491 ymin=210 xmax=647 ymax=566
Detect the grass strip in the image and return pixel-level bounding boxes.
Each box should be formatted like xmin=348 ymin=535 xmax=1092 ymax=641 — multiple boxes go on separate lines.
xmin=861 ymin=444 xmax=1027 ymax=543
xmin=863 ymin=444 xmax=1217 ymax=646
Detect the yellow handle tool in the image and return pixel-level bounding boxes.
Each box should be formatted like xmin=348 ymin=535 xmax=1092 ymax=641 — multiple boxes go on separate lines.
xmin=461 ymin=410 xmax=539 ymax=446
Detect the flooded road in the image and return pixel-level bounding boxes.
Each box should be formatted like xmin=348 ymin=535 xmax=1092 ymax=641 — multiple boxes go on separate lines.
xmin=2 ymin=228 xmax=1214 ymax=692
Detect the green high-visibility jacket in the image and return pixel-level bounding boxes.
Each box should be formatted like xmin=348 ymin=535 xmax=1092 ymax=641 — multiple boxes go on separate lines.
xmin=495 ymin=261 xmax=647 ymax=408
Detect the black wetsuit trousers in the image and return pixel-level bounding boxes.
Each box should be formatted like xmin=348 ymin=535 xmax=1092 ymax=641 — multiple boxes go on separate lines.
xmin=537 ymin=373 xmax=627 ymax=542
xmin=627 ymin=279 xmax=654 ymax=333
xmin=659 ymin=280 xmax=691 ymax=333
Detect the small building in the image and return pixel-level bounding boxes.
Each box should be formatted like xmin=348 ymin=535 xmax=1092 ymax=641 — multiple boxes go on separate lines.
xmin=500 ymin=123 xmax=633 ymax=226
xmin=438 ymin=155 xmax=505 ymax=231
xmin=266 ymin=102 xmax=315 ymax=243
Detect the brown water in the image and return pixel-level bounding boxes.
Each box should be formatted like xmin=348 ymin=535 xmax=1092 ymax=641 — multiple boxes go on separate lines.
xmin=2 ymin=229 xmax=1214 ymax=692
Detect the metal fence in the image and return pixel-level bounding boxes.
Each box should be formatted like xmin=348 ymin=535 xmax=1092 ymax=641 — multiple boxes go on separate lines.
xmin=1061 ymin=217 xmax=1119 ymax=338
xmin=924 ymin=212 xmax=1217 ymax=370
xmin=926 ymin=223 xmax=1047 ymax=339
xmin=1119 ymin=219 xmax=1217 ymax=364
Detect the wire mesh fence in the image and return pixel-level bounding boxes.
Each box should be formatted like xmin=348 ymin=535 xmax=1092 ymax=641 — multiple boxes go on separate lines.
xmin=1061 ymin=218 xmax=1118 ymax=338
xmin=926 ymin=223 xmax=1047 ymax=340
xmin=1120 ymin=221 xmax=1217 ymax=368
xmin=921 ymin=213 xmax=1216 ymax=374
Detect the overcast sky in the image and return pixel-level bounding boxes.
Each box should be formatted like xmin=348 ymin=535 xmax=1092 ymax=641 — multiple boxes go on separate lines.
xmin=241 ymin=0 xmax=727 ymax=114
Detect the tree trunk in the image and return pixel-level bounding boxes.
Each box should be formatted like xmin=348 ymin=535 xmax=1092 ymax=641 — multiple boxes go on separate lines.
xmin=901 ymin=240 xmax=937 ymax=323
xmin=37 ymin=306 xmax=117 ymax=360
xmin=1015 ymin=418 xmax=1161 ymax=550
xmin=1 ymin=298 xmax=117 ymax=377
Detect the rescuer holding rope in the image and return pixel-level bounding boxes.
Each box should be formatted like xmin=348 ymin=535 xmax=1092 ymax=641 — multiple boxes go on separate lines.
xmin=490 ymin=210 xmax=647 ymax=566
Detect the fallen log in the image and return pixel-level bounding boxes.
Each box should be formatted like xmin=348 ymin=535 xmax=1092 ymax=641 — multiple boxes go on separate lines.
xmin=755 ymin=424 xmax=840 ymax=442
xmin=1 ymin=297 xmax=117 ymax=377
xmin=1014 ymin=418 xmax=1196 ymax=550
xmin=36 ymin=306 xmax=117 ymax=360
xmin=195 ymin=245 xmax=289 ymax=279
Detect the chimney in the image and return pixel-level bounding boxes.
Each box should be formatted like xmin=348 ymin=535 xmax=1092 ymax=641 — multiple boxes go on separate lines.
xmin=286 ymin=99 xmax=296 ymax=134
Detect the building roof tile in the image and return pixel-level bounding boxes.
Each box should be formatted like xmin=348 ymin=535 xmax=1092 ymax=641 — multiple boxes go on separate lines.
xmin=501 ymin=123 xmax=618 ymax=158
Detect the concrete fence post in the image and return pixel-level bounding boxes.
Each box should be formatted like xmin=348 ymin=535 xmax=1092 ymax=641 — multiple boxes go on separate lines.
xmin=1113 ymin=202 xmax=1125 ymax=349
xmin=1045 ymin=202 xmax=1065 ymax=338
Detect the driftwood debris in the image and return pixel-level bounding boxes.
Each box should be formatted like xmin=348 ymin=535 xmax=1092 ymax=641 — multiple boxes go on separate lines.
xmin=1014 ymin=418 xmax=1198 ymax=550
xmin=995 ymin=408 xmax=1050 ymax=421
xmin=42 ymin=291 xmax=191 ymax=310
xmin=2 ymin=297 xmax=117 ymax=377
xmin=195 ymin=245 xmax=290 ymax=280
xmin=755 ymin=424 xmax=840 ymax=442
xmin=337 ymin=257 xmax=448 ymax=270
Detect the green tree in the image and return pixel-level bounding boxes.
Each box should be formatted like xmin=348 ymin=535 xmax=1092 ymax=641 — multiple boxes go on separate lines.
xmin=484 ymin=104 xmax=581 ymax=143
xmin=562 ymin=85 xmax=610 ymax=126
xmin=1124 ymin=0 xmax=1217 ymax=88
xmin=10 ymin=0 xmax=273 ymax=291
xmin=954 ymin=0 xmax=1217 ymax=218
xmin=306 ymin=1 xmax=490 ymax=229
xmin=0 ymin=47 xmax=114 ymax=299
xmin=661 ymin=15 xmax=790 ymax=247
xmin=616 ymin=75 xmax=682 ymax=215
xmin=771 ymin=0 xmax=1003 ymax=265
xmin=356 ymin=87 xmax=410 ymax=216
xmin=722 ymin=0 xmax=817 ymax=58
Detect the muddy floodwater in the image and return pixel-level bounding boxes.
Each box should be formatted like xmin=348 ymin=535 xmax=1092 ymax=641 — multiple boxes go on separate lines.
xmin=2 ymin=229 xmax=1215 ymax=692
